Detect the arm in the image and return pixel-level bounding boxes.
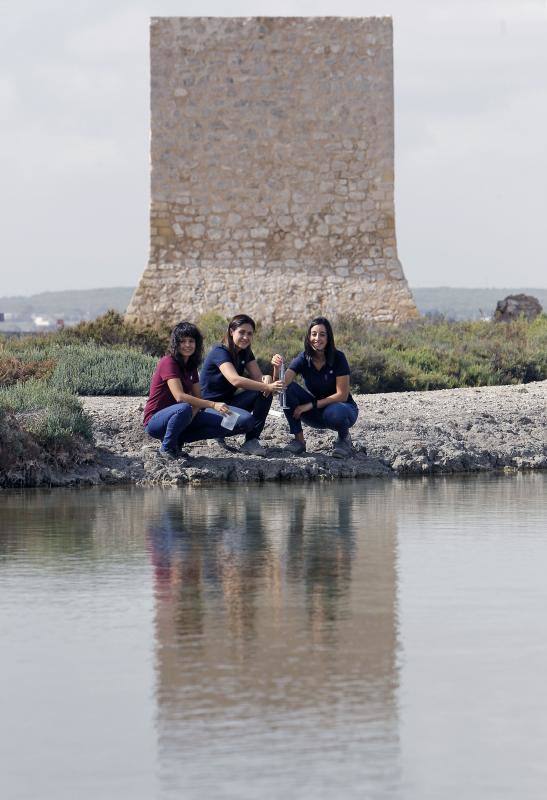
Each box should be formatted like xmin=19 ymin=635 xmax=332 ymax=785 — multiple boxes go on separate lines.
xmin=252 ymin=354 xmax=284 ymax=394
xmin=320 ymin=375 xmax=350 ymax=406
xmin=282 ymin=368 xmax=296 ymax=387
xmin=246 ymin=358 xmax=265 ymax=381
xmin=293 ymin=375 xmax=350 ymax=419
xmin=167 ymin=378 xmax=229 ymax=414
xmin=218 ymin=361 xmax=283 ymax=394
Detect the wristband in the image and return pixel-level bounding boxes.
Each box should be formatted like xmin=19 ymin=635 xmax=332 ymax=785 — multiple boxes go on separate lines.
xmin=311 ymin=398 xmax=318 ymax=410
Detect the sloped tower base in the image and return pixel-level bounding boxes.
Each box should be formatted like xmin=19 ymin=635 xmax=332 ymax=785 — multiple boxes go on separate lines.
xmin=127 ymin=17 xmax=418 ymax=326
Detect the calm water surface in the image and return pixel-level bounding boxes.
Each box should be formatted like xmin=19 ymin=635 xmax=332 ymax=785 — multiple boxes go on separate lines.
xmin=1 ymin=474 xmax=546 ymax=799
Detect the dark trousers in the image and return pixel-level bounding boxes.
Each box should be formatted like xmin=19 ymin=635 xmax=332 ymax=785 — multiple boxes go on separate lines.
xmin=283 ymin=382 xmax=358 ymax=438
xmin=227 ymin=389 xmax=273 ymax=441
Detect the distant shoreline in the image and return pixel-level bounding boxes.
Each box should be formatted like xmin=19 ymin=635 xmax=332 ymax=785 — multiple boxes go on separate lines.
xmin=1 ymin=286 xmax=546 ymax=328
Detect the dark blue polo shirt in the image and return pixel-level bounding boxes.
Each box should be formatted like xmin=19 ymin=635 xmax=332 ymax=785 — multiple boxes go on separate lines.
xmin=201 ymin=344 xmax=256 ymax=401
xmin=288 ymin=349 xmax=355 ymax=403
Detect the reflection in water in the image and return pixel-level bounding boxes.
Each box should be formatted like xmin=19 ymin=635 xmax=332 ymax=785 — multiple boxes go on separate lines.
xmin=145 ymin=483 xmax=400 ymax=798
xmin=3 ymin=474 xmax=544 ymax=799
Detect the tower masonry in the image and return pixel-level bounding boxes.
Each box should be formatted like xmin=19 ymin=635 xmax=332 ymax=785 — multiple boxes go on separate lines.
xmin=126 ymin=16 xmax=418 ymax=326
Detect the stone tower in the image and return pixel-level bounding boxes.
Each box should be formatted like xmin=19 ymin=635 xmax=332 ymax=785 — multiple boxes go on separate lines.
xmin=126 ymin=17 xmax=418 ymax=326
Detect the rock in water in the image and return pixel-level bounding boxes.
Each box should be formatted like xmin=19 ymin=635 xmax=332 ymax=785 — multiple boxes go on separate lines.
xmin=494 ymin=294 xmax=543 ymax=322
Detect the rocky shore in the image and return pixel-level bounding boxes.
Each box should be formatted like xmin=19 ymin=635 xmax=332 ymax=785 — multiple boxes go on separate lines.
xmin=2 ymin=381 xmax=545 ymax=488
xmin=23 ymin=380 xmax=544 ymax=488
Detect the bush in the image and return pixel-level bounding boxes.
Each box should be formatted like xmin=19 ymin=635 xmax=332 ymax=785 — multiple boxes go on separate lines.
xmin=0 ymin=380 xmax=92 ymax=446
xmin=247 ymin=314 xmax=547 ymax=393
xmin=196 ymin=311 xmax=230 ymax=345
xmin=0 ymin=336 xmax=157 ymax=396
xmin=57 ymin=309 xmax=171 ymax=356
xmin=0 ymin=357 xmax=56 ymax=387
xmin=1 ymin=312 xmax=546 ymax=396
xmin=49 ymin=344 xmax=156 ymax=396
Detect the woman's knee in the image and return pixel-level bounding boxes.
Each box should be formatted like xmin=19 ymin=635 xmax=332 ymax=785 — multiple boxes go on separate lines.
xmin=323 ymin=403 xmax=351 ymax=429
xmin=169 ymin=403 xmax=193 ymax=422
xmin=235 ymin=409 xmax=255 ymax=433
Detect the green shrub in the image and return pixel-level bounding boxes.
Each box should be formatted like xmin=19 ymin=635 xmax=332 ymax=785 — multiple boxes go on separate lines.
xmin=196 ymin=311 xmax=230 ymax=345
xmin=1 ymin=312 xmax=546 ymax=396
xmin=0 ymin=380 xmax=92 ymax=446
xmin=1 ymin=336 xmax=157 ymax=396
xmin=57 ymin=309 xmax=170 ymax=356
xmin=49 ymin=343 xmax=156 ymax=396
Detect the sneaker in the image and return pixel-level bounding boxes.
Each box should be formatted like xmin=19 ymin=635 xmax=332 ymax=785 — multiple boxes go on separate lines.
xmin=240 ymin=439 xmax=267 ymax=457
xmin=285 ymin=439 xmax=306 ymax=455
xmin=159 ymin=446 xmax=178 ymax=461
xmin=332 ymin=433 xmax=354 ymax=459
xmin=343 ymin=432 xmax=354 ymax=451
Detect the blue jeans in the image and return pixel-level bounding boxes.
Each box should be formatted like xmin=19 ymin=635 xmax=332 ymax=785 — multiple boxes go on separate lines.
xmin=222 ymin=389 xmax=273 ymax=442
xmin=283 ymin=382 xmax=359 ymax=438
xmin=145 ymin=402 xmax=255 ymax=452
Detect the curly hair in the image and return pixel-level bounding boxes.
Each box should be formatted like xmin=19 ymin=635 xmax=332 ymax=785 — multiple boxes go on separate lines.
xmin=168 ymin=321 xmax=204 ymax=370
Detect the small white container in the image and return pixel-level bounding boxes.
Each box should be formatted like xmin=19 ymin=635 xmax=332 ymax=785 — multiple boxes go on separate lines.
xmin=220 ymin=409 xmax=240 ymax=431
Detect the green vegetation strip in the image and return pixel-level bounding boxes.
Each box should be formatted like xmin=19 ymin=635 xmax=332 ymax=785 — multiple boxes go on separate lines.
xmin=2 ymin=310 xmax=547 ymax=396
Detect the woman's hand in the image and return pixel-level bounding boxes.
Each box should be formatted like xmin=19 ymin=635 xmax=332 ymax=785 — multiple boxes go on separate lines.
xmin=261 ymin=374 xmax=272 ymax=397
xmin=270 ymin=353 xmax=283 ymax=368
xmin=266 ymin=379 xmax=284 ymax=394
xmin=212 ymin=401 xmax=230 ymax=415
xmin=293 ymin=402 xmax=313 ymax=420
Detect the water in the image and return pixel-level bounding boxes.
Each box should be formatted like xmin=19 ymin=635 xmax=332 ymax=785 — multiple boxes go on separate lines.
xmin=1 ymin=474 xmax=546 ymax=799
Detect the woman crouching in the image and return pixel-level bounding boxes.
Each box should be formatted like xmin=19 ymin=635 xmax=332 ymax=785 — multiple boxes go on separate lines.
xmin=200 ymin=314 xmax=284 ymax=456
xmin=281 ymin=317 xmax=358 ymax=458
xmin=143 ymin=321 xmax=255 ymax=459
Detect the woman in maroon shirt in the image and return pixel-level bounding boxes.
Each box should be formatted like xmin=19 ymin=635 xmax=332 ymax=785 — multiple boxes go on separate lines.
xmin=143 ymin=321 xmax=255 ymax=459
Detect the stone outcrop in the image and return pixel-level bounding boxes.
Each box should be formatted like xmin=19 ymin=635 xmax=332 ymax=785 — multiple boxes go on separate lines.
xmin=126 ymin=17 xmax=418 ymax=327
xmin=494 ymin=294 xmax=543 ymax=322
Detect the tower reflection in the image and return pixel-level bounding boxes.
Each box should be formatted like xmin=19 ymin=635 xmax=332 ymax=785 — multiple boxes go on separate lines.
xmin=145 ymin=481 xmax=401 ymax=796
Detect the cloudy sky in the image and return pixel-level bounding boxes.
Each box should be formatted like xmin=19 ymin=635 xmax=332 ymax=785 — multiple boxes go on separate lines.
xmin=1 ymin=0 xmax=546 ymax=296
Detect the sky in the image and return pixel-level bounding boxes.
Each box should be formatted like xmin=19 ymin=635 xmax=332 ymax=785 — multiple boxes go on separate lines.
xmin=1 ymin=0 xmax=546 ymax=297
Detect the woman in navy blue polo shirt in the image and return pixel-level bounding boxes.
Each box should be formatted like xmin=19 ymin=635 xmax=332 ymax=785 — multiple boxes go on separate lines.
xmin=280 ymin=317 xmax=358 ymax=458
xmin=200 ymin=314 xmax=284 ymax=457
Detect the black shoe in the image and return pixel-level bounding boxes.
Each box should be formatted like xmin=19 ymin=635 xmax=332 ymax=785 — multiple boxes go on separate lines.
xmin=159 ymin=446 xmax=178 ymax=461
xmin=285 ymin=439 xmax=306 ymax=455
xmin=332 ymin=433 xmax=354 ymax=459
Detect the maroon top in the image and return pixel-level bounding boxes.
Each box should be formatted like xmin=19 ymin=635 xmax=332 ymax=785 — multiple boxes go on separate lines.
xmin=143 ymin=355 xmax=199 ymax=426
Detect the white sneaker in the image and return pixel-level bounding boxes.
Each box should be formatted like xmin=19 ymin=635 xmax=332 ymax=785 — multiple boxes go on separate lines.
xmin=240 ymin=439 xmax=267 ymax=457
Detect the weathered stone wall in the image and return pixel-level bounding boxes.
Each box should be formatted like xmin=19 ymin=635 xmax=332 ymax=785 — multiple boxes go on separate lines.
xmin=126 ymin=17 xmax=418 ymax=326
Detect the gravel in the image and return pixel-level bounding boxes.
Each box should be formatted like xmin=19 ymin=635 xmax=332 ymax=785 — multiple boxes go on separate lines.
xmin=75 ymin=380 xmax=546 ymax=486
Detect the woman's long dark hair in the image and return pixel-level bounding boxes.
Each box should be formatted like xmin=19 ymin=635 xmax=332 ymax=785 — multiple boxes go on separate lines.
xmin=168 ymin=321 xmax=203 ymax=371
xmin=222 ymin=314 xmax=256 ymax=361
xmin=304 ymin=316 xmax=336 ymax=366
